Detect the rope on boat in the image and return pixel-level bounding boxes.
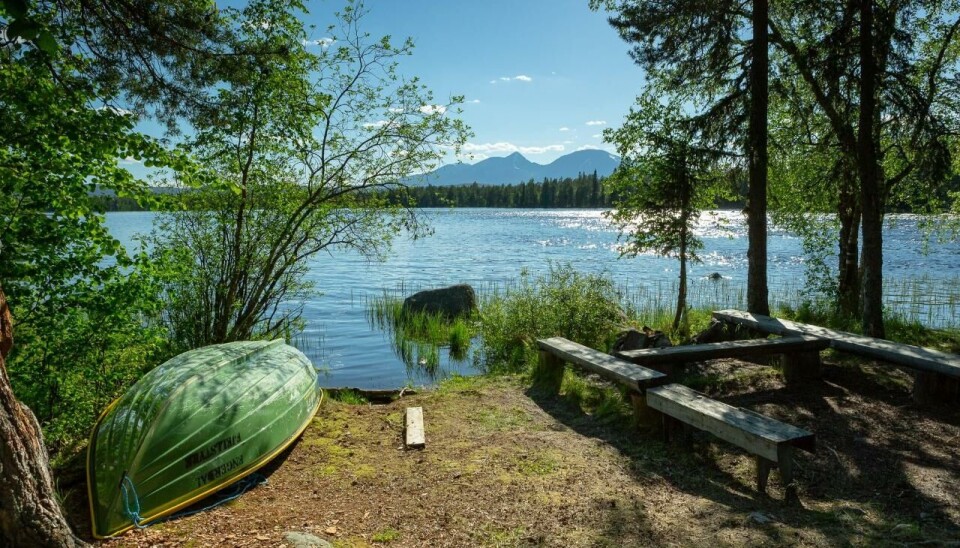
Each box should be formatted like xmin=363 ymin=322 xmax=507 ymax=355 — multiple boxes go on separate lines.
xmin=119 ymin=472 xmax=268 ymax=529
xmin=170 ymin=473 xmax=268 ymax=519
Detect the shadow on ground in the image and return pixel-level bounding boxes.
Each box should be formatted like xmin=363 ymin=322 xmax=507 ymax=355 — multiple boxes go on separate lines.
xmin=526 ymin=356 xmax=960 ymax=545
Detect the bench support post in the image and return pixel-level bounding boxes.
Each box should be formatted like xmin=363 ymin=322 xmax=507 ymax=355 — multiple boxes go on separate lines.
xmin=778 ymin=445 xmax=799 ymax=506
xmin=756 ymin=456 xmax=773 ymax=493
xmin=630 ymin=393 xmax=661 ymax=430
xmin=756 ymin=448 xmax=800 ymax=505
xmin=781 ymin=352 xmax=821 ymax=385
xmin=535 ymin=350 xmax=564 ymax=394
xmin=913 ymin=371 xmax=960 ymax=404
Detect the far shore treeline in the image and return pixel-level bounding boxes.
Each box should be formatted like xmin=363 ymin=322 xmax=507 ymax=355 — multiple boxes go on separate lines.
xmin=93 ymin=170 xmax=959 ymax=212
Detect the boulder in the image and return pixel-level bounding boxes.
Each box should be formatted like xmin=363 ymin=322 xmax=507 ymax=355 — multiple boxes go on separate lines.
xmin=692 ymin=319 xmax=734 ymax=344
xmin=284 ymin=532 xmax=333 ymax=548
xmin=402 ymin=284 xmax=477 ymax=318
xmin=612 ymin=326 xmax=673 ymax=352
xmin=612 ymin=328 xmax=645 ymax=352
xmin=641 ymin=326 xmax=673 ymax=349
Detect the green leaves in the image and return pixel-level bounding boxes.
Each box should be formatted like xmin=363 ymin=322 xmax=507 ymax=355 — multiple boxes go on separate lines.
xmin=2 ymin=0 xmax=58 ymax=54
xmin=147 ymin=0 xmax=468 ymax=350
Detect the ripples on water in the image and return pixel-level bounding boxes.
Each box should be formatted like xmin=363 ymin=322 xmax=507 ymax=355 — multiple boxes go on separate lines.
xmin=105 ymin=209 xmax=960 ymax=389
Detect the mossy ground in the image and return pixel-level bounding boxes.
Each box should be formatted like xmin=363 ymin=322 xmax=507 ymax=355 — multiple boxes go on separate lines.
xmin=84 ymin=356 xmax=960 ymax=547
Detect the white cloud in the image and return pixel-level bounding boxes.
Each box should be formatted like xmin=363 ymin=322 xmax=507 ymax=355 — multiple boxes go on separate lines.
xmin=585 ymin=120 xmax=607 ymax=126
xmin=563 ymin=140 xmax=574 ymax=145
xmin=419 ymin=104 xmax=447 ymax=115
xmin=559 ymin=127 xmax=570 ymax=132
xmin=466 ymin=99 xmax=481 ymax=104
xmin=491 ymin=75 xmax=533 ymax=84
xmin=592 ymin=134 xmax=602 ymax=139
xmin=98 ymin=106 xmax=133 ymax=116
xmin=303 ymin=37 xmax=334 ymax=47
xmin=576 ymin=145 xmax=600 ymax=151
xmin=460 ymin=142 xmax=564 ymax=155
xmin=363 ymin=120 xmax=390 ymax=129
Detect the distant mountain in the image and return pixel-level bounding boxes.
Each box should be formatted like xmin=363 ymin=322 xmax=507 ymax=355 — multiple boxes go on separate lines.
xmin=410 ymin=149 xmax=619 ymax=186
xmin=540 ymin=149 xmax=620 ymax=179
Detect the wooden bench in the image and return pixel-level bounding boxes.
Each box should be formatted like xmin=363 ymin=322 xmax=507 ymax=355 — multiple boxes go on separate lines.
xmin=648 ymin=383 xmax=815 ymax=501
xmin=536 ymin=337 xmax=668 ymax=426
xmin=614 ymin=336 xmax=829 ymax=383
xmin=714 ymin=309 xmax=960 ymax=403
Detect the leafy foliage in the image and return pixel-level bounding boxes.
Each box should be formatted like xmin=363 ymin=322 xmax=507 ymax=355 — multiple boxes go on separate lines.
xmin=0 ymin=25 xmax=194 ymax=457
xmin=150 ymin=0 xmax=470 ymax=349
xmin=479 ymin=264 xmax=626 ymax=372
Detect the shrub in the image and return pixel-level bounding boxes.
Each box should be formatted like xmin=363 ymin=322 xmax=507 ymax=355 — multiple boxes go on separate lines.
xmin=479 ymin=264 xmax=626 ymax=373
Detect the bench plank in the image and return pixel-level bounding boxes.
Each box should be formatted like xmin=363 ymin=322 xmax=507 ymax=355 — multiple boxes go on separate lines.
xmin=537 ymin=337 xmax=666 ymax=392
xmin=614 ymin=336 xmax=828 ymax=366
xmin=646 ymin=383 xmax=814 ymax=462
xmin=714 ymin=309 xmax=960 ymax=379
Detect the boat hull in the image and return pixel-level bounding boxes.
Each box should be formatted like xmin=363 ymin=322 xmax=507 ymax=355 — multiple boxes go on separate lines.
xmin=87 ymin=339 xmax=321 ymax=538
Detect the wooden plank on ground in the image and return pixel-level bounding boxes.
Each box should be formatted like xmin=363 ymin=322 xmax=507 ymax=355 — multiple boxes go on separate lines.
xmin=537 ymin=337 xmax=667 ymax=391
xmin=405 ymin=407 xmax=425 ymax=449
xmin=646 ymin=383 xmax=815 ymax=462
xmin=614 ymin=335 xmax=828 ymax=365
xmin=714 ymin=309 xmax=960 ymax=379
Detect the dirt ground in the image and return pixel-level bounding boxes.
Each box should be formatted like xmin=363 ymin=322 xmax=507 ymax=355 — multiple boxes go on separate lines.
xmin=71 ymin=354 xmax=960 ymax=547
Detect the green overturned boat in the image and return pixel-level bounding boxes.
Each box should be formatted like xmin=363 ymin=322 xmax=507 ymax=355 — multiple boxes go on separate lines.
xmin=87 ymin=339 xmax=322 ymax=538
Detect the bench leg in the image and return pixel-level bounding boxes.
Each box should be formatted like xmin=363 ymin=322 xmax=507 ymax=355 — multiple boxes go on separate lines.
xmin=756 ymin=456 xmax=773 ymax=494
xmin=630 ymin=393 xmax=661 ymax=430
xmin=913 ymin=371 xmax=960 ymax=404
xmin=781 ymin=351 xmax=821 ymax=385
xmin=661 ymin=415 xmax=689 ymax=445
xmin=778 ymin=445 xmax=800 ymax=506
xmin=534 ymin=350 xmax=564 ymax=394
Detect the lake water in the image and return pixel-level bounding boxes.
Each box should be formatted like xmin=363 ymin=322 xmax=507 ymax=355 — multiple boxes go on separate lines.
xmin=105 ymin=209 xmax=960 ymax=389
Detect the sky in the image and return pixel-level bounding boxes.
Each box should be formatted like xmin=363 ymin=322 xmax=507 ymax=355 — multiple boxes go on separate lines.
xmin=301 ymin=0 xmax=646 ymax=165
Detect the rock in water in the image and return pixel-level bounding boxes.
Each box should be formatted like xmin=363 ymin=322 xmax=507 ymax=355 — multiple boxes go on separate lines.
xmin=402 ymin=284 xmax=477 ymax=318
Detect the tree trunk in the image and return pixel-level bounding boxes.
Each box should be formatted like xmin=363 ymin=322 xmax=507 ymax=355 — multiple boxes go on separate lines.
xmin=837 ymin=165 xmax=862 ymax=317
xmin=858 ymin=0 xmax=885 ymax=338
xmin=747 ymin=0 xmax=770 ymax=316
xmin=675 ymin=238 xmax=688 ymax=331
xmin=0 ymin=286 xmax=85 ymax=547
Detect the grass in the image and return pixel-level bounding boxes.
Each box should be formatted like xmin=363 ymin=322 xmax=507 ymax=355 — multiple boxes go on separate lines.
xmin=329 ymin=388 xmax=368 ymax=405
xmin=536 ymin=368 xmax=634 ymax=429
xmin=513 ymin=452 xmax=559 ymax=477
xmin=365 ymin=291 xmax=478 ymax=375
xmin=371 ymin=528 xmax=401 ymax=543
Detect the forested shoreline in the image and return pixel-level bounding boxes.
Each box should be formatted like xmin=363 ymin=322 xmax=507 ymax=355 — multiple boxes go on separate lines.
xmin=94 ymin=171 xmax=959 ymax=212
